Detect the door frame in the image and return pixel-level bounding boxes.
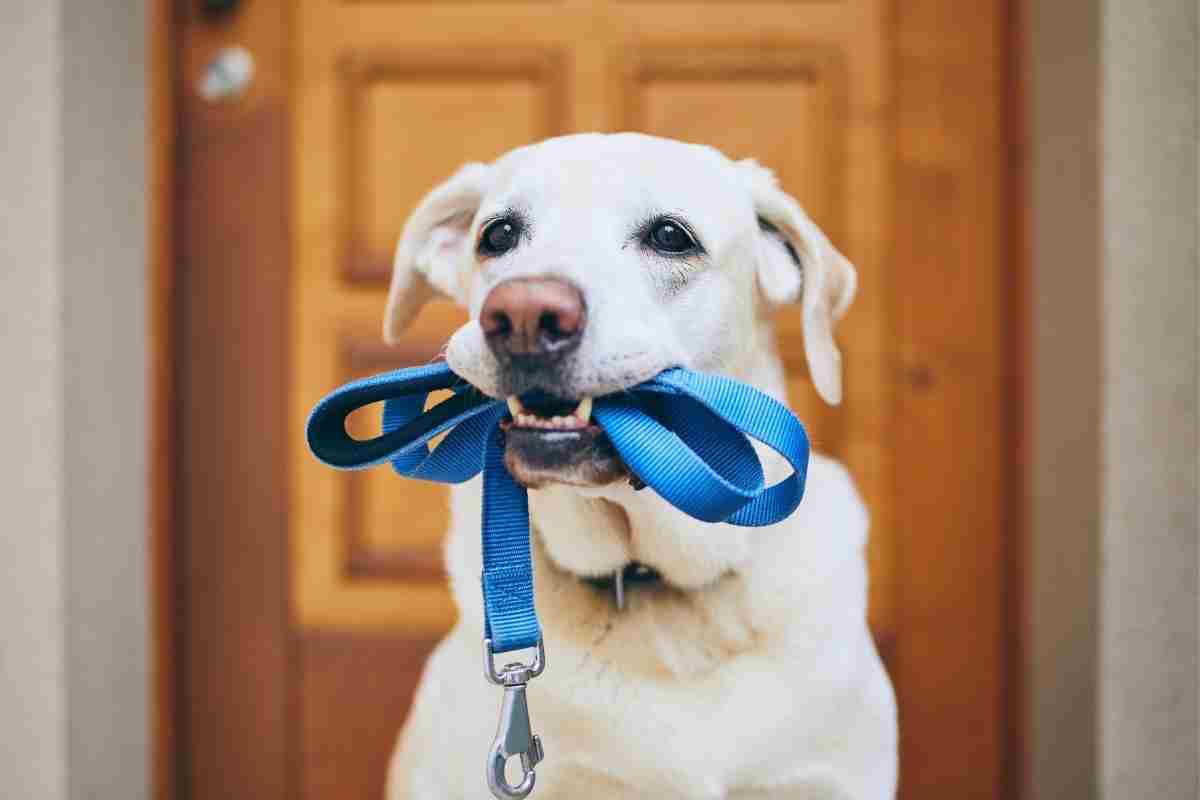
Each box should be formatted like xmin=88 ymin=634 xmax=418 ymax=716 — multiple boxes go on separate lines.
xmin=147 ymin=0 xmax=178 ymax=797
xmin=148 ymin=1 xmax=1028 ymax=797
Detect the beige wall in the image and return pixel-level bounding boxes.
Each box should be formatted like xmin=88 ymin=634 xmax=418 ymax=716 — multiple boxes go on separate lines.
xmin=1029 ymin=0 xmax=1199 ymax=797
xmin=0 ymin=2 xmax=67 ymax=796
xmin=1098 ymin=1 xmax=1198 ymax=796
xmin=0 ymin=1 xmax=147 ymax=798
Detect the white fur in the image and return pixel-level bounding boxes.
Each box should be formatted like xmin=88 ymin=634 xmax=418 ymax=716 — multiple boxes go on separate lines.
xmin=382 ymin=134 xmax=896 ymax=799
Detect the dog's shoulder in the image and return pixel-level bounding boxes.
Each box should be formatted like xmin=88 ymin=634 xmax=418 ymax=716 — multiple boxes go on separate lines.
xmin=738 ymin=450 xmax=869 ymax=623
xmin=799 ymin=450 xmax=869 ymax=546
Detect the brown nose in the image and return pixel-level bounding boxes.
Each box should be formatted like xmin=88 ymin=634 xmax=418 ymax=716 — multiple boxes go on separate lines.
xmin=479 ymin=278 xmax=586 ymax=362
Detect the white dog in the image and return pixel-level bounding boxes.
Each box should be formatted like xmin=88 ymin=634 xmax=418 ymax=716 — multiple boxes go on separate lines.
xmin=382 ymin=133 xmax=897 ymax=799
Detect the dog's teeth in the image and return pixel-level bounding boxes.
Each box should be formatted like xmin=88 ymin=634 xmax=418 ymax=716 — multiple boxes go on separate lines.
xmin=511 ymin=402 xmax=593 ymax=430
xmin=575 ymin=396 xmax=593 ymax=423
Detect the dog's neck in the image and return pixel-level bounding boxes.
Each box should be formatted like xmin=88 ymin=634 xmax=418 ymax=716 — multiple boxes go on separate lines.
xmin=523 ymin=326 xmax=794 ymax=678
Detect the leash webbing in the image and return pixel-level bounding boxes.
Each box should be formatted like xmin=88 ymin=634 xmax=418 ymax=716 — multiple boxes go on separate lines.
xmin=306 ymin=362 xmax=810 ymax=797
xmin=305 ymin=361 xmax=811 ymax=654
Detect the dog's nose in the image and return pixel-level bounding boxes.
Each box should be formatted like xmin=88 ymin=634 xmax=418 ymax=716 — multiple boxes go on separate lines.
xmin=480 ymin=278 xmax=585 ymax=362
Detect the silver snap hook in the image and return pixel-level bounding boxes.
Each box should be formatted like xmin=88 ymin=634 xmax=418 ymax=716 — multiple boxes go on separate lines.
xmin=483 ymin=638 xmax=546 ymax=799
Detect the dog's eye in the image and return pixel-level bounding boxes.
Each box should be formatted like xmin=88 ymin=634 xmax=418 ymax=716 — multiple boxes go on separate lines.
xmin=645 ymin=217 xmax=699 ymax=255
xmin=479 ymin=217 xmax=521 ymax=257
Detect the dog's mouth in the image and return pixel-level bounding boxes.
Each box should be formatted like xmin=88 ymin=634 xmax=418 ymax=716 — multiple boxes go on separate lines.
xmin=499 ymin=390 xmax=627 ymax=488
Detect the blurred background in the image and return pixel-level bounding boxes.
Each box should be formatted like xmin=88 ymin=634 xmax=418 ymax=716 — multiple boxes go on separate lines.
xmin=1 ymin=1 xmax=1195 ymax=799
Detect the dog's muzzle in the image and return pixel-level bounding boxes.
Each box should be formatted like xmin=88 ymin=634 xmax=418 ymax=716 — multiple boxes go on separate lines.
xmin=479 ymin=278 xmax=627 ymax=486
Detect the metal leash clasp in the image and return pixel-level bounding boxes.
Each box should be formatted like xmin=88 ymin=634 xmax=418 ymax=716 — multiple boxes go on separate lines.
xmin=483 ymin=637 xmax=546 ymax=799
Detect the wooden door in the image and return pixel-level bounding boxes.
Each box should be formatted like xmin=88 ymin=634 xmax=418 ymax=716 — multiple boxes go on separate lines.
xmin=170 ymin=1 xmax=1012 ymax=799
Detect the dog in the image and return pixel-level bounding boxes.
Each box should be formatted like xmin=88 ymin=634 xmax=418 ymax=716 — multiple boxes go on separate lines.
xmin=382 ymin=133 xmax=897 ymax=799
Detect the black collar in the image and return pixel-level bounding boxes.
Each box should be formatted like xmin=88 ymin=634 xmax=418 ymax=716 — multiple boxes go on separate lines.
xmin=581 ymin=561 xmax=662 ymax=590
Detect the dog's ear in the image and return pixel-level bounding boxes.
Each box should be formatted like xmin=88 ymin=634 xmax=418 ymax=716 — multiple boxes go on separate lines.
xmin=383 ymin=163 xmax=492 ymax=343
xmin=738 ymin=159 xmax=857 ymax=405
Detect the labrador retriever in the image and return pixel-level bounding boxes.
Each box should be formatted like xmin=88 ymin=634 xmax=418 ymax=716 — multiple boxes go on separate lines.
xmin=382 ymin=133 xmax=897 ymax=799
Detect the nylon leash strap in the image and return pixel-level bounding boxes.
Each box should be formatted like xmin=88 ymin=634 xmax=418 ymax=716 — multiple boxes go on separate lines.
xmin=306 ymin=362 xmax=811 ymax=798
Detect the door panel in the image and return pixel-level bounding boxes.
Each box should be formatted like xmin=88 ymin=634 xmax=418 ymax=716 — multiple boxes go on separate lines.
xmin=342 ymin=51 xmax=568 ymax=282
xmin=175 ymin=0 xmax=1010 ymax=798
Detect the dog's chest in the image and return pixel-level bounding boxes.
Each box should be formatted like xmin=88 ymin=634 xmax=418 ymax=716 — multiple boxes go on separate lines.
xmin=536 ymin=647 xmax=817 ymax=796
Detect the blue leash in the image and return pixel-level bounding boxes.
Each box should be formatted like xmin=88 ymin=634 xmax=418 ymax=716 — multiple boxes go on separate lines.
xmin=305 ymin=361 xmax=811 ymax=798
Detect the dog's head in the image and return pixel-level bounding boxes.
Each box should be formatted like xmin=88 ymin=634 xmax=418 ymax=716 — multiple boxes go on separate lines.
xmin=384 ymin=133 xmax=854 ymax=489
